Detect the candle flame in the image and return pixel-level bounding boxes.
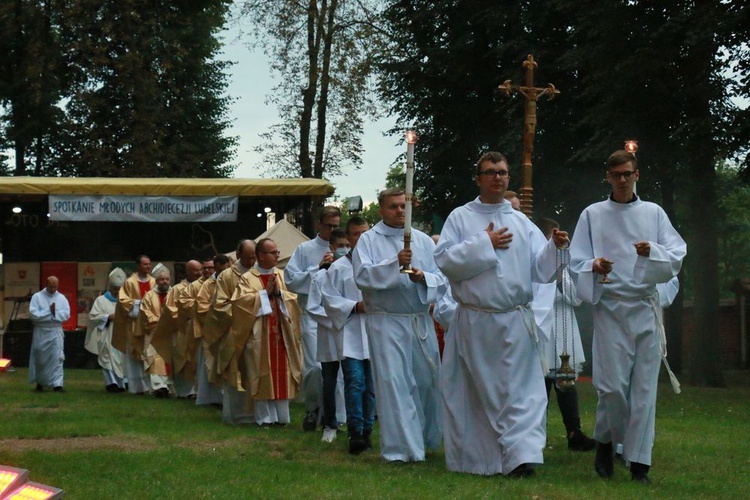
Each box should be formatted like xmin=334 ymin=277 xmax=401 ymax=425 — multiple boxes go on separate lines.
xmin=405 ymin=130 xmax=418 ymax=144
xmin=624 ymin=140 xmax=638 ymax=154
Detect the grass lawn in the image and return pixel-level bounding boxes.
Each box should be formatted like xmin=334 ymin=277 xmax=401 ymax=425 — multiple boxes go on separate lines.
xmin=1 ymin=368 xmax=748 ymax=499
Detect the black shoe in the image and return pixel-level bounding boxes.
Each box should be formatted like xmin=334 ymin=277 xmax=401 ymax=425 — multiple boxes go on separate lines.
xmin=348 ymin=433 xmax=367 ymax=455
xmin=508 ymin=463 xmax=535 ymax=478
xmin=35 ymin=384 xmax=44 ymax=392
xmin=568 ymin=429 xmax=596 ymax=451
xmin=363 ymin=430 xmax=373 ymax=451
xmin=302 ymin=409 xmax=319 ymax=432
xmin=105 ymin=384 xmax=119 ymax=393
xmin=53 ymin=386 xmax=64 ymax=393
xmin=630 ymin=462 xmax=651 ymax=484
xmin=154 ymin=388 xmax=170 ymax=399
xmin=594 ymin=441 xmax=614 ymax=478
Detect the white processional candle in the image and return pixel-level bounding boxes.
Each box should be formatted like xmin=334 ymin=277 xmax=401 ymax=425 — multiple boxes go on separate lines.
xmin=404 ymin=132 xmax=416 ymax=234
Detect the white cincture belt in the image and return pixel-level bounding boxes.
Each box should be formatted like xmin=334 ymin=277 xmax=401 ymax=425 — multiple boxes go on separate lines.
xmin=458 ymin=302 xmax=549 ymax=374
xmin=649 ymin=293 xmax=682 ymax=394
xmin=603 ymin=291 xmax=681 ymax=394
xmin=366 ymin=311 xmax=430 ymax=317
xmin=367 ymin=310 xmax=437 ymax=379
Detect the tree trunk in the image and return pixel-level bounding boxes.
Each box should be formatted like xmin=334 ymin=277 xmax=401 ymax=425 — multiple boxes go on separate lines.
xmin=299 ymin=0 xmax=323 ymax=179
xmin=35 ymin=0 xmax=53 ymax=176
xmin=313 ymin=0 xmax=337 ymax=180
xmin=685 ymin=0 xmax=724 ymax=387
xmin=11 ymin=0 xmax=26 ymax=176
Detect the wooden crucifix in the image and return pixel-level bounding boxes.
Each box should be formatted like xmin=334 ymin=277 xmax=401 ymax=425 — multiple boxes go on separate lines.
xmin=499 ymin=54 xmax=560 ymax=217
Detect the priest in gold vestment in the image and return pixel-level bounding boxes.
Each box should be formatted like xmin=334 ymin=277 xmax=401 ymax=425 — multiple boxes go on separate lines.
xmin=224 ymin=237 xmax=303 ymax=425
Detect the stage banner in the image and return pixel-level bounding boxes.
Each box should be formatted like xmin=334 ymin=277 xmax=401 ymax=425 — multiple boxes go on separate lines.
xmin=77 ymin=262 xmax=111 ymax=328
xmin=3 ymin=263 xmax=40 ymax=326
xmin=49 ymin=195 xmax=238 ymax=222
xmin=40 ymin=262 xmax=78 ymax=331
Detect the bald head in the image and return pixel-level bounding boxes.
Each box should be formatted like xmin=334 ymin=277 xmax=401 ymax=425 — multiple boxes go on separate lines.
xmin=186 ymin=260 xmax=202 ymax=282
xmin=45 ymin=276 xmax=59 ymax=295
xmin=237 ymin=239 xmax=257 ymax=268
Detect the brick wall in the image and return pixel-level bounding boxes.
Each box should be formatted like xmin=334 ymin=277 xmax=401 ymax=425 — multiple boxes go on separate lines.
xmin=680 ymin=298 xmax=746 ymax=369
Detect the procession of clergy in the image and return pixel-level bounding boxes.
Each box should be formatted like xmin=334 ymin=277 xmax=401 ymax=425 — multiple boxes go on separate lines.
xmin=30 ymin=148 xmax=686 ymax=484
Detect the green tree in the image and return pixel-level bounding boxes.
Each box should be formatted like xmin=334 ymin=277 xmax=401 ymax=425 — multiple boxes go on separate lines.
xmin=0 ymin=0 xmax=69 ymax=175
xmin=238 ymin=0 xmax=383 ymax=180
xmin=377 ymin=0 xmax=749 ymax=385
xmin=54 ymin=0 xmax=236 ymax=177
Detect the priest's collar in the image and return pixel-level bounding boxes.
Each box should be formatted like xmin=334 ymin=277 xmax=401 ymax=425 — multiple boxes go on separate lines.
xmin=373 ymin=220 xmax=404 ymax=236
xmin=466 ymin=196 xmax=515 ymax=214
xmin=608 ymin=193 xmax=639 ymax=204
xmin=256 ymin=265 xmax=275 ymax=275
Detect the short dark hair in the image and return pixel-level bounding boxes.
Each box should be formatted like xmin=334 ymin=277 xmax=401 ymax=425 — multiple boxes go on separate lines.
xmin=330 ymin=228 xmax=348 ymax=242
xmin=378 ymin=187 xmax=405 ymax=206
xmin=135 ymin=254 xmax=150 ymax=266
xmin=475 ymin=151 xmax=508 ymax=175
xmin=535 ymin=217 xmax=559 ymax=238
xmin=607 ymin=150 xmax=637 ymax=170
xmin=213 ymin=254 xmax=230 ymax=266
xmin=346 ymin=216 xmax=368 ymax=233
xmin=318 ymin=205 xmax=341 ymax=222
xmin=256 ymin=238 xmax=274 ymax=253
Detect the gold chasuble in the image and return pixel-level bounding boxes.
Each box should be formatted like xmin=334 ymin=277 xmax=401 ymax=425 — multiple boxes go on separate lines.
xmin=201 ymin=262 xmax=244 ymax=383
xmin=223 ymin=268 xmax=303 ymax=400
xmin=175 ymin=278 xmax=203 ymax=380
xmin=137 ymin=289 xmax=169 ymax=376
xmin=112 ymin=273 xmax=155 ymax=358
xmin=151 ymin=281 xmax=197 ymax=380
xmin=195 ymin=276 xmax=217 ymax=372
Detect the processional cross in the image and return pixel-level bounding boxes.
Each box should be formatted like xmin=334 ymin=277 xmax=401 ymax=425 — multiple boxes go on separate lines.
xmin=499 ymin=54 xmax=560 ymax=218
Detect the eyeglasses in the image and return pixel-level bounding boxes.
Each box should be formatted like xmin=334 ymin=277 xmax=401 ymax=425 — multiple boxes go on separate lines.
xmin=478 ymin=169 xmax=509 ymax=178
xmin=608 ymin=170 xmax=636 ymax=180
xmin=321 ymin=223 xmax=339 ymax=230
xmin=258 ymin=250 xmax=281 ymax=256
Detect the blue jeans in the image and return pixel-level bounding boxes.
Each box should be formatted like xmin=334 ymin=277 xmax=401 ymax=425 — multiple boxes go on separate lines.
xmin=321 ymin=361 xmax=340 ymax=429
xmin=341 ymin=357 xmax=375 ymax=436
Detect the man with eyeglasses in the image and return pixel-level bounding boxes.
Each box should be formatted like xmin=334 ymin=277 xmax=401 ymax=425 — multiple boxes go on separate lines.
xmin=201 ymin=260 xmax=214 ymax=280
xmin=231 ymin=238 xmax=303 ymax=425
xmin=285 ymin=205 xmax=342 ymax=431
xmin=569 ymin=150 xmax=686 ymax=484
xmin=435 ymin=151 xmax=569 ymax=477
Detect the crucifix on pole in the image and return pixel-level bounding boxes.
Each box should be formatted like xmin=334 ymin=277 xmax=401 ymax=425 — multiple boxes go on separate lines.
xmin=499 ymin=54 xmax=560 ymax=217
